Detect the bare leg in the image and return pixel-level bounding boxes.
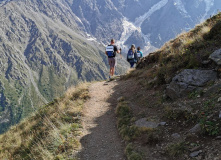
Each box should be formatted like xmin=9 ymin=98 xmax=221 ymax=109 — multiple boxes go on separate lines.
xmin=112 ymin=67 xmax=115 ymax=76
xmin=109 ymin=68 xmax=112 ymax=77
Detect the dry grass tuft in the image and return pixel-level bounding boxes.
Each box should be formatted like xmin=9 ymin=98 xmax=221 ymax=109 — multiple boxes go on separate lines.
xmin=135 ymin=13 xmax=221 ymax=86
xmin=0 ymin=83 xmax=90 ymax=160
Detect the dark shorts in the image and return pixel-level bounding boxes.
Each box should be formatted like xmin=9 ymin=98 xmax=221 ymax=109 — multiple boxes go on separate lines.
xmin=108 ymin=57 xmax=116 ymax=68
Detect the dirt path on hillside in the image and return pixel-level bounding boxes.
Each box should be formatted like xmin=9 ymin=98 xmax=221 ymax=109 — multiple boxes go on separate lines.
xmin=78 ymin=81 xmax=125 ymax=160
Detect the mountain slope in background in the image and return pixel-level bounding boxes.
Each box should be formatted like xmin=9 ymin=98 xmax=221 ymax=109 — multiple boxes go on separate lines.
xmin=72 ymin=0 xmax=221 ymax=51
xmin=1 ymin=12 xmax=221 ymax=159
xmin=1 ymin=0 xmax=221 ymax=133
xmin=0 ymin=0 xmax=128 ymax=133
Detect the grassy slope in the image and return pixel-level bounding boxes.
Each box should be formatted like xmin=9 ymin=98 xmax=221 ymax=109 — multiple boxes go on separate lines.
xmin=1 ymin=11 xmax=221 ymax=160
xmin=117 ymin=13 xmax=221 ymax=160
xmin=0 ymin=83 xmax=89 ymax=160
xmin=135 ymin=13 xmax=221 ymax=84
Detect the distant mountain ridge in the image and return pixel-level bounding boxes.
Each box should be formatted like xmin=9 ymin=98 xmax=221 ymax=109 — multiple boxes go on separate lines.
xmin=72 ymin=0 xmax=221 ymax=51
xmin=1 ymin=0 xmax=221 ymax=133
xmin=0 ymin=0 xmax=128 ymax=133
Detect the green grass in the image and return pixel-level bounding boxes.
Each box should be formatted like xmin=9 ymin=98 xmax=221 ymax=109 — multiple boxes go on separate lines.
xmin=115 ymin=99 xmax=143 ymax=160
xmin=0 ymin=83 xmax=90 ymax=160
xmin=166 ymin=142 xmax=188 ymax=157
xmin=125 ymin=143 xmax=143 ymax=160
xmin=200 ymin=118 xmax=220 ymax=136
xmin=134 ymin=12 xmax=221 ymax=86
xmin=38 ymin=66 xmax=66 ymax=101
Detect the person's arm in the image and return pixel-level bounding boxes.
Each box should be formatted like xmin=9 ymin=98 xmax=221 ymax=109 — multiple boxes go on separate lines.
xmin=114 ymin=45 xmax=121 ymax=54
xmin=135 ymin=51 xmax=138 ymax=62
xmin=105 ymin=51 xmax=108 ymax=56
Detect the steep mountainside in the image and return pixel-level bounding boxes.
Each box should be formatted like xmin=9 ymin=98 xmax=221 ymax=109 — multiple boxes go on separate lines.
xmin=117 ymin=13 xmax=221 ymax=160
xmin=1 ymin=12 xmax=221 ymax=160
xmin=0 ymin=0 xmax=128 ymax=133
xmin=0 ymin=84 xmax=90 ymax=159
xmin=72 ymin=0 xmax=221 ymax=51
xmin=1 ymin=0 xmax=221 ymax=134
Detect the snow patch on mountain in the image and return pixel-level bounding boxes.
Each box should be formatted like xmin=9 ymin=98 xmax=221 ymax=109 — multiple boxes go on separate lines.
xmin=117 ymin=0 xmax=168 ymax=50
xmin=134 ymin=0 xmax=168 ymax=27
xmin=117 ymin=18 xmax=140 ymax=46
xmin=86 ymin=33 xmax=97 ymax=42
xmin=200 ymin=0 xmax=215 ymax=22
xmin=173 ymin=0 xmax=190 ymax=18
xmin=116 ymin=17 xmax=155 ymax=54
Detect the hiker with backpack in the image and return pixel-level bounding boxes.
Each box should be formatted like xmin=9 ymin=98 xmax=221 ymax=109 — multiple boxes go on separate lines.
xmin=127 ymin=44 xmax=138 ymax=68
xmin=137 ymin=46 xmax=143 ymax=62
xmin=105 ymin=39 xmax=121 ymax=79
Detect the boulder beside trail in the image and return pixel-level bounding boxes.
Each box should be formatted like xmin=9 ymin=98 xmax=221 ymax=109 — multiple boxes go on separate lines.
xmin=166 ymin=69 xmax=217 ymax=99
xmin=135 ymin=118 xmax=159 ymax=129
xmin=209 ymin=49 xmax=221 ymax=65
xmin=189 ymin=124 xmax=201 ymax=134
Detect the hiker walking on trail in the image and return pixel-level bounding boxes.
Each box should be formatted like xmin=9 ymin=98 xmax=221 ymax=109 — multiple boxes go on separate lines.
xmin=127 ymin=44 xmax=138 ymax=68
xmin=105 ymin=39 xmax=121 ymax=79
xmin=137 ymin=46 xmax=143 ymax=62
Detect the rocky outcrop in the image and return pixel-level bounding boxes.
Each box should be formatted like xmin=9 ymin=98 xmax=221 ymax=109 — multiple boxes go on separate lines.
xmin=135 ymin=118 xmax=159 ymax=129
xmin=209 ymin=48 xmax=221 ymax=65
xmin=166 ymin=69 xmax=217 ymax=99
xmin=135 ymin=118 xmax=167 ymax=129
xmin=189 ymin=124 xmax=202 ymax=134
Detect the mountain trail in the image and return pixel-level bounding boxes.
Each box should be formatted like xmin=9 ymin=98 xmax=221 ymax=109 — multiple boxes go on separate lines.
xmin=78 ymin=81 xmax=125 ymax=160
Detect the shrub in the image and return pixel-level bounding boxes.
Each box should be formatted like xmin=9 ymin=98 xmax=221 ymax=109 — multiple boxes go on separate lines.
xmin=125 ymin=143 xmax=143 ymax=160
xmin=200 ymin=118 xmax=220 ymax=136
xmin=166 ymin=142 xmax=187 ymax=157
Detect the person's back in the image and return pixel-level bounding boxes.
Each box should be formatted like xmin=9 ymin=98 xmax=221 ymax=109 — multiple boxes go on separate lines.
xmin=137 ymin=46 xmax=143 ymax=62
xmin=127 ymin=44 xmax=138 ymax=68
xmin=105 ymin=39 xmax=121 ymax=79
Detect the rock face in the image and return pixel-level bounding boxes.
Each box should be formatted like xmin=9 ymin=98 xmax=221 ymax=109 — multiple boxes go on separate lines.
xmin=135 ymin=118 xmax=159 ymax=129
xmin=124 ymin=31 xmax=146 ymax=49
xmin=171 ymin=133 xmax=181 ymax=139
xmin=209 ymin=48 xmax=221 ymax=65
xmin=189 ymin=124 xmax=202 ymax=134
xmin=190 ymin=150 xmax=202 ymax=157
xmin=166 ymin=69 xmax=217 ymax=99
